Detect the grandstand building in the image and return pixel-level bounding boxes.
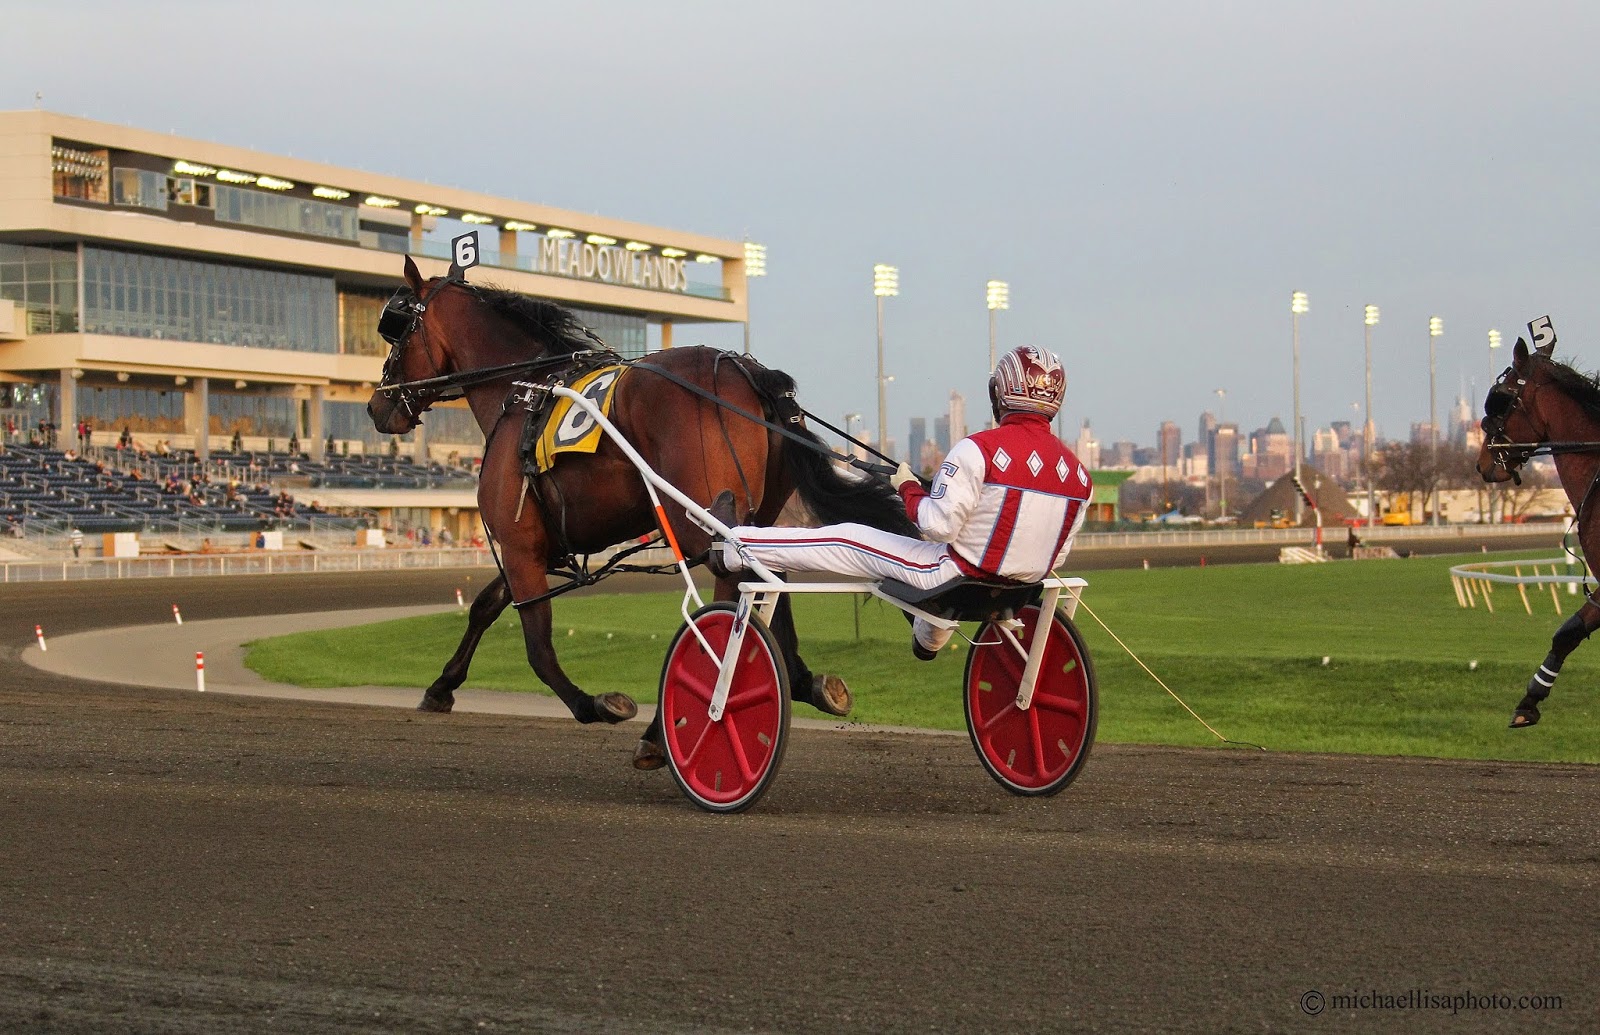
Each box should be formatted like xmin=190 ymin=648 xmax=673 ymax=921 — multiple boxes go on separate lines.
xmin=0 ymin=111 xmax=748 ymax=550
xmin=0 ymin=111 xmax=748 ymax=546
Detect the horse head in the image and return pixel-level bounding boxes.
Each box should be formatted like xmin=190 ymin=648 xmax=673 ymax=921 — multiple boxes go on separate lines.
xmin=366 ymin=256 xmax=469 ymax=435
xmin=1476 ymin=336 xmax=1552 ymax=484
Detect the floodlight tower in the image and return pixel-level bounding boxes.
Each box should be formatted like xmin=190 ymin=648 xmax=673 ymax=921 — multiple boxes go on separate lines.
xmin=1429 ymin=315 xmax=1443 ymax=525
xmin=1487 ymin=328 xmax=1502 ymax=524
xmin=986 ymin=279 xmax=1009 ymax=373
xmin=1364 ymin=304 xmax=1379 ymax=527
xmin=1291 ymin=290 xmax=1309 ymax=521
xmin=741 ymin=241 xmax=766 ymax=356
xmin=873 ymin=264 xmax=899 ymax=457
xmin=986 ymin=280 xmax=1009 ymax=429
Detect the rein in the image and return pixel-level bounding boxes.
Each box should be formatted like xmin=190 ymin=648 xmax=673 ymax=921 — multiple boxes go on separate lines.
xmin=1485 ymin=441 xmax=1600 ymax=457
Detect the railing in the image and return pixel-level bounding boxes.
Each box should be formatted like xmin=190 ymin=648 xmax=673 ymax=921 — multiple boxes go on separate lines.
xmin=1076 ymin=522 xmax=1563 ymax=550
xmin=1448 ymin=556 xmax=1585 ymax=614
xmin=0 ymin=546 xmax=494 ymax=583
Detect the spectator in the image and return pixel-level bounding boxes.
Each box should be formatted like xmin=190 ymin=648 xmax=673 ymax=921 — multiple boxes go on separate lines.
xmin=230 ymin=430 xmax=243 ymax=454
xmin=118 ymin=426 xmax=132 ymax=450
xmin=69 ymin=527 xmax=83 ymax=559
xmin=288 ymin=433 xmax=300 ymax=455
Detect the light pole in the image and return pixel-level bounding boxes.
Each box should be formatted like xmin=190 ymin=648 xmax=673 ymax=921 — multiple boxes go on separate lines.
xmin=741 ymin=241 xmax=766 ymax=356
xmin=985 ymin=280 xmax=1009 ymax=371
xmin=843 ymin=412 xmax=862 ymax=457
xmin=1214 ymin=387 xmax=1227 ymax=518
xmin=1486 ymin=328 xmax=1502 ymax=527
xmin=873 ymin=264 xmax=899 ymax=457
xmin=1291 ymin=291 xmax=1309 ymax=522
xmin=1429 ymin=315 xmax=1443 ymax=525
xmin=1364 ymin=304 xmax=1379 ymax=527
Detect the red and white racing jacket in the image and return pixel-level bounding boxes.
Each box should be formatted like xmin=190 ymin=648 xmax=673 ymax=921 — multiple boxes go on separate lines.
xmin=897 ymin=413 xmax=1092 ymax=582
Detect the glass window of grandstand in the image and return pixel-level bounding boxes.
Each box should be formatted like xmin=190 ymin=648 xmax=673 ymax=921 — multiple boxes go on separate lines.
xmin=338 ymin=290 xmax=391 ymax=357
xmin=213 ymin=185 xmax=357 ymax=242
xmin=51 ymin=143 xmax=109 ymax=203
xmin=77 ymin=385 xmax=185 ymax=437
xmin=81 ymin=248 xmax=335 ymax=351
xmin=570 ymin=307 xmax=646 ymax=360
xmin=1 ymin=383 xmax=59 ymax=444
xmin=210 ymin=392 xmax=296 ymax=442
xmin=0 ymin=243 xmax=79 ymax=333
xmin=112 ymin=168 xmax=168 ymax=212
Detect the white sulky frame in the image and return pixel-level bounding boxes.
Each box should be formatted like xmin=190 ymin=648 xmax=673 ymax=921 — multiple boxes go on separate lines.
xmin=544 ymin=383 xmax=1087 ymax=721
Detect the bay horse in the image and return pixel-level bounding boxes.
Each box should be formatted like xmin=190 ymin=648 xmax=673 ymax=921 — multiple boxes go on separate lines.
xmin=1476 ymin=334 xmax=1600 ymax=728
xmin=366 ymin=256 xmax=917 ymax=767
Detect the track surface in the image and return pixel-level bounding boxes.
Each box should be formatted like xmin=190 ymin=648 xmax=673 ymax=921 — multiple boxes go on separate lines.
xmin=1 ymin=570 xmax=1595 ymax=1033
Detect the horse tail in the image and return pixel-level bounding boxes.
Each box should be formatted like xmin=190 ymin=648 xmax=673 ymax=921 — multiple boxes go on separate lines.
xmin=739 ymin=359 xmax=922 ymax=539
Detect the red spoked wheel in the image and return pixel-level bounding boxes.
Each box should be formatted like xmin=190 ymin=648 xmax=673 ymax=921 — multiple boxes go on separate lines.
xmin=658 ymin=602 xmax=790 ymax=814
xmin=964 ymin=603 xmax=1097 ymax=796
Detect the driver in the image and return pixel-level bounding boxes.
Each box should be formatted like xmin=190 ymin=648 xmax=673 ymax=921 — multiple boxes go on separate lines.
xmin=711 ymin=345 xmax=1093 ymax=659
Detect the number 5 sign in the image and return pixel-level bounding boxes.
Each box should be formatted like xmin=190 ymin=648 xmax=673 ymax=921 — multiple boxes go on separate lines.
xmin=450 ymin=231 xmax=481 ymax=276
xmin=1527 ymin=315 xmax=1556 ymax=352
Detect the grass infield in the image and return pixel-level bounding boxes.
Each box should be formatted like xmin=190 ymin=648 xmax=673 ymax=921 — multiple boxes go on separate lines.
xmin=244 ymin=549 xmax=1600 ymax=764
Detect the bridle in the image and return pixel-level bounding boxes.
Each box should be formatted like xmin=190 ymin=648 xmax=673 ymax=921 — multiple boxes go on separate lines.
xmin=1481 ymin=364 xmax=1539 ymax=483
xmin=374 ymin=274 xmax=465 ymax=425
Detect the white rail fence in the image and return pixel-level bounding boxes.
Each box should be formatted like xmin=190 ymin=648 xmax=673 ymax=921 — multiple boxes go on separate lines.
xmin=1449 ymin=557 xmax=1587 ymax=615
xmin=0 ymin=547 xmax=495 ymax=583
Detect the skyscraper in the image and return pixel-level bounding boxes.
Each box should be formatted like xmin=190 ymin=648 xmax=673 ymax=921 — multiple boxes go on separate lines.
xmin=933 ymin=415 xmax=951 ymax=454
xmin=907 ymin=417 xmax=926 ymax=471
xmin=1074 ymin=419 xmax=1100 ymax=469
xmin=948 ymin=391 xmax=967 ymax=442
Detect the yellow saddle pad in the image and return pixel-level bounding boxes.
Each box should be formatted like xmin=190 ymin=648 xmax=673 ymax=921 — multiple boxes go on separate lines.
xmin=533 ymin=365 xmax=628 ymax=470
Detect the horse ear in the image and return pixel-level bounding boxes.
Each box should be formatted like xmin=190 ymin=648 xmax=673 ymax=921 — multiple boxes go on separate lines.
xmin=403 ymin=255 xmax=424 ymax=293
xmin=1513 ymin=337 xmax=1530 ymax=367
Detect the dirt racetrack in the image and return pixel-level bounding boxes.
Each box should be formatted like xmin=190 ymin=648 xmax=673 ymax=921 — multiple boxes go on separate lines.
xmin=1 ymin=570 xmax=1595 ymax=1033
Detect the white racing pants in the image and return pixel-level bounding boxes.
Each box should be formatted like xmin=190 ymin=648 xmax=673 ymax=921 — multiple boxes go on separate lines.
xmin=720 ymin=522 xmax=965 ymax=653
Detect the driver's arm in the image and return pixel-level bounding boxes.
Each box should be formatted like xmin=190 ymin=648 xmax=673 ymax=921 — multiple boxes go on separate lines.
xmin=898 ymin=439 xmax=984 ymax=543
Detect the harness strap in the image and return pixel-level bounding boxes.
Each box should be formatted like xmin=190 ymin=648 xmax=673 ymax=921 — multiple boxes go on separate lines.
xmin=624 ymin=359 xmax=896 ymax=477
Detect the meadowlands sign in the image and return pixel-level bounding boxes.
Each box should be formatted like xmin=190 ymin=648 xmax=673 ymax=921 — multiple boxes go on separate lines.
xmin=537 ymin=237 xmax=692 ymax=292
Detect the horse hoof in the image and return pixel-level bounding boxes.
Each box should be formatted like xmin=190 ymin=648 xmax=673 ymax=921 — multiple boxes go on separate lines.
xmin=594 ymin=692 xmax=638 ymax=724
xmin=1509 ymin=707 xmax=1541 ymax=729
xmin=632 ymin=739 xmax=666 ymax=771
xmin=417 ymin=693 xmax=454 ymax=713
xmin=810 ymin=673 xmax=853 ymax=717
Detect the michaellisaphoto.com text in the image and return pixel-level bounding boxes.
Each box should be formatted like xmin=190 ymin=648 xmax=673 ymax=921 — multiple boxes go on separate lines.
xmin=1299 ymin=988 xmax=1562 ymax=1017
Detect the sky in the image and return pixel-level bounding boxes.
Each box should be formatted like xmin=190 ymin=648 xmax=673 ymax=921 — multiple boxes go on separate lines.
xmin=9 ymin=0 xmax=1600 ymax=451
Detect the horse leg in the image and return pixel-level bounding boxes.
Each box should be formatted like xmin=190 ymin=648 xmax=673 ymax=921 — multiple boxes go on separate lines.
xmin=515 ymin=573 xmax=638 ymax=725
xmin=767 ymin=586 xmax=852 ymax=717
xmin=1511 ymin=599 xmax=1600 ymax=728
xmin=418 ymin=575 xmax=512 ymax=713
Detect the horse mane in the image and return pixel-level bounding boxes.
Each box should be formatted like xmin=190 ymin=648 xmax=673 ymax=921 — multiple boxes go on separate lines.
xmin=464 ymin=283 xmax=602 ymax=355
xmin=1538 ymin=355 xmax=1600 ymax=421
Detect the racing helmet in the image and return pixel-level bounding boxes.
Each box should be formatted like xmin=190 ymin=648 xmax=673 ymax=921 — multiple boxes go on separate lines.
xmin=989 ymin=345 xmax=1066 ymax=419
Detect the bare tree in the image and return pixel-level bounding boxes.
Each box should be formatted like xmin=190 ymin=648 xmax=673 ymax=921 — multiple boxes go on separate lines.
xmin=1374 ymin=441 xmax=1437 ymax=519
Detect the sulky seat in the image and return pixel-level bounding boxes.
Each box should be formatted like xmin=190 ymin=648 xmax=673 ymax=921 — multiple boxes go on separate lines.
xmin=876 ymin=576 xmax=1043 ymax=623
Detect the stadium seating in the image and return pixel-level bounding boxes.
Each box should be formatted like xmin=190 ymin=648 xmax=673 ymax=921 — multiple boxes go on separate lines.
xmin=0 ymin=445 xmax=464 ymax=536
